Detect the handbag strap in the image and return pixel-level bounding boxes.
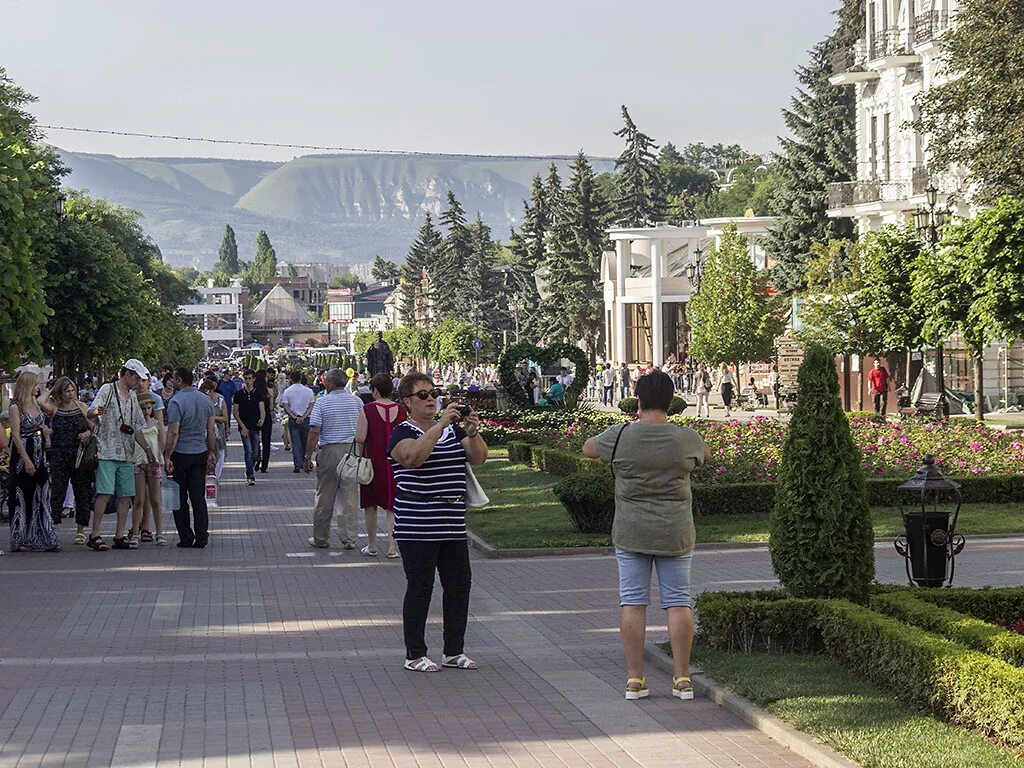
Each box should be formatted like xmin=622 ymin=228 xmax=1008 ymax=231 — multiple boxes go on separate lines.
xmin=609 ymin=424 xmax=628 ymax=476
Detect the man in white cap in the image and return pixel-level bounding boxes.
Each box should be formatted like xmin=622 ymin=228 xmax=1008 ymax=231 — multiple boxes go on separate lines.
xmin=85 ymin=359 xmax=158 ymax=551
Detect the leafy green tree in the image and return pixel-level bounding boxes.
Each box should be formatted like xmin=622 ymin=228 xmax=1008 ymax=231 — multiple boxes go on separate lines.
xmin=400 ymin=213 xmax=441 ymax=326
xmin=371 ymin=255 xmax=399 ymax=283
xmin=914 ymin=0 xmax=1024 ymax=201
xmin=687 ymin=227 xmax=786 ymax=365
xmin=612 ymin=105 xmax=665 ymax=226
xmin=859 ymin=225 xmax=925 ymax=386
xmin=769 ymin=342 xmax=874 ymax=602
xmin=251 ymin=230 xmax=278 ymax=283
xmin=386 ymin=326 xmax=431 ymax=369
xmin=428 ymin=318 xmax=476 ymax=365
xmin=0 ymin=67 xmax=63 ymax=369
xmin=914 ymin=198 xmax=1024 ymax=420
xmin=540 ymin=151 xmax=606 ymax=360
xmin=287 ymin=262 xmax=299 ymax=278
xmin=217 ymin=224 xmax=240 ymax=274
xmin=176 ymin=266 xmax=202 ymax=286
xmin=762 ymin=0 xmax=862 ymax=294
xmin=330 ymin=273 xmax=361 ymax=290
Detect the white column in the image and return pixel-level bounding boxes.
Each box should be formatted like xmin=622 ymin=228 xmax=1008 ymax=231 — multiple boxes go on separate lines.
xmin=651 ymin=239 xmax=663 ymax=367
xmin=615 ymin=239 xmax=628 ymax=364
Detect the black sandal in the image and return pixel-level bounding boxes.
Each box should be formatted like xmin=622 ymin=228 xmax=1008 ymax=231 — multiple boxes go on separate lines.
xmin=112 ymin=536 xmax=131 ymax=550
xmin=140 ymin=530 xmax=154 ymax=543
xmin=86 ymin=535 xmax=110 ymax=551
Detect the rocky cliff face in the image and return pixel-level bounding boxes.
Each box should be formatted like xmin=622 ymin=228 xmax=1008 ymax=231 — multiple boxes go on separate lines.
xmin=57 ymin=148 xmax=614 ymax=268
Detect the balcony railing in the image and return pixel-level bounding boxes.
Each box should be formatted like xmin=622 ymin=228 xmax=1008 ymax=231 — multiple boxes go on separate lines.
xmin=827 ymin=180 xmax=912 ymax=209
xmin=914 ymin=11 xmax=950 ymax=45
xmin=911 ymin=167 xmax=968 ymax=197
xmin=869 ymin=27 xmax=914 ymax=60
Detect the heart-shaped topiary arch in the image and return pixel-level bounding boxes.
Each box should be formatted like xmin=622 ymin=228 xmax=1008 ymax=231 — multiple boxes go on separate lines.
xmin=497 ymin=340 xmax=590 ymax=407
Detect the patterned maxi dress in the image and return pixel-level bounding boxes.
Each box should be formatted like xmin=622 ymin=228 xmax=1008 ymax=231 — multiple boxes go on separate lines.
xmin=9 ymin=410 xmax=61 ymax=551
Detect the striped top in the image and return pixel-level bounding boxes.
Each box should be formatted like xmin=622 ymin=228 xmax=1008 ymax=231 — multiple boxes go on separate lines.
xmin=309 ymin=389 xmax=362 ymax=445
xmin=388 ymin=420 xmax=468 ymax=541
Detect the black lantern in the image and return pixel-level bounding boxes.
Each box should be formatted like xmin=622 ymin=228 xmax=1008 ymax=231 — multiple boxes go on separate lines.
xmin=894 ymin=455 xmax=965 ymax=587
xmin=54 ymin=193 xmax=66 ymax=220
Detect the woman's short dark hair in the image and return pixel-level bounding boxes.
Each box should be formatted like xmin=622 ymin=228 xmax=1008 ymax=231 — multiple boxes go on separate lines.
xmin=398 ymin=372 xmax=433 ymax=402
xmin=635 ymin=370 xmax=674 ymax=412
xmin=370 ymin=372 xmax=394 ymax=397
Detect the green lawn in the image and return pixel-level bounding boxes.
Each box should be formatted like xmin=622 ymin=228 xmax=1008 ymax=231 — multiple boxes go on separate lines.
xmin=690 ymin=646 xmax=1020 ymax=768
xmin=471 ymin=457 xmax=1024 ymax=549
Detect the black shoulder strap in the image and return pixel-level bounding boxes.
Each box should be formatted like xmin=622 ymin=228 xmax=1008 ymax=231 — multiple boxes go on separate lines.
xmin=610 ymin=423 xmax=628 ymax=476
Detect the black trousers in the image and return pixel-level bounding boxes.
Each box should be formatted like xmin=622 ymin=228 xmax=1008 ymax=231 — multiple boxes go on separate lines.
xmin=172 ymin=450 xmax=209 ymax=546
xmin=397 ymin=539 xmax=472 ymax=660
xmin=873 ymin=391 xmax=888 ymax=414
xmin=48 ymin=447 xmax=94 ymax=526
xmin=259 ymin=418 xmax=273 ymax=472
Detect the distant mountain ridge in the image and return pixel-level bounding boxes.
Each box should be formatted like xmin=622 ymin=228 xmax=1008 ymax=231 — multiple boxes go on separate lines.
xmin=56 ymin=148 xmax=615 ymax=269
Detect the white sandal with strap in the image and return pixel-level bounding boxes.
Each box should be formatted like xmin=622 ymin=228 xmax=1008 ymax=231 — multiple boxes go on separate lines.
xmin=442 ymin=653 xmax=478 ymax=670
xmin=403 ymin=657 xmax=440 ymax=673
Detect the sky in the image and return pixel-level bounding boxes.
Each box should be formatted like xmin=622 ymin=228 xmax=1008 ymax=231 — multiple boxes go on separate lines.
xmin=2 ymin=0 xmax=843 ymax=163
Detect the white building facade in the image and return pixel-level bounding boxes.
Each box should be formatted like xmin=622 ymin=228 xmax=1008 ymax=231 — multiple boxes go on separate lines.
xmin=602 ymin=217 xmax=778 ymax=367
xmin=179 ymin=280 xmax=245 ymax=355
xmin=827 ymin=0 xmax=1024 ymax=410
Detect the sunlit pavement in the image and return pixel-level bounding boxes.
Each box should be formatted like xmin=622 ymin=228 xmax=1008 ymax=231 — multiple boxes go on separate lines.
xmin=1 ymin=435 xmax=1020 ymax=768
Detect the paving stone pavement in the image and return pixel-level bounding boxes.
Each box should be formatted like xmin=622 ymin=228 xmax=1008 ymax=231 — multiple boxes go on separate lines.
xmin=1 ymin=438 xmax=1022 ymax=768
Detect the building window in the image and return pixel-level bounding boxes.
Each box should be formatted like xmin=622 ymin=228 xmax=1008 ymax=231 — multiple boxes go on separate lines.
xmin=624 ymin=303 xmax=653 ymax=364
xmin=662 ymin=303 xmax=689 ymax=363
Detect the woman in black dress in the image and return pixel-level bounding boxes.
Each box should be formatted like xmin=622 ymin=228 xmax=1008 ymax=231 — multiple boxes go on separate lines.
xmin=8 ymin=371 xmax=61 ymax=552
xmin=40 ymin=376 xmax=94 ymax=544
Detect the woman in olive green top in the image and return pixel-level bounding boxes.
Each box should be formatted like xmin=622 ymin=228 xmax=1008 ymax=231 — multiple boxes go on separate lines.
xmin=584 ymin=370 xmax=710 ymax=701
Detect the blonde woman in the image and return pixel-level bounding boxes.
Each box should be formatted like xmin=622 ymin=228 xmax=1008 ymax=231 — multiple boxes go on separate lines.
xmin=718 ymin=363 xmax=735 ymax=418
xmin=8 ymin=371 xmax=61 ymax=552
xmin=130 ymin=395 xmax=166 ymax=546
xmin=39 ymin=376 xmax=94 ymax=544
xmin=199 ymin=379 xmax=228 ymax=479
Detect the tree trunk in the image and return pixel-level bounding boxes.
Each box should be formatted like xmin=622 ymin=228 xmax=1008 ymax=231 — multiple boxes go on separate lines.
xmin=856 ymin=354 xmax=864 ymax=411
xmin=974 ymin=354 xmax=985 ymax=421
xmin=906 ymin=348 xmax=913 ymax=389
xmin=842 ymin=354 xmax=851 ymax=411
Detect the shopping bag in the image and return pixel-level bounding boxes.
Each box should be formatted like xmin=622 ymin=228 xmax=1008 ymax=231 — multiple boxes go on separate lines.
xmin=205 ymin=476 xmax=218 ymax=508
xmin=161 ymin=478 xmax=180 ymax=513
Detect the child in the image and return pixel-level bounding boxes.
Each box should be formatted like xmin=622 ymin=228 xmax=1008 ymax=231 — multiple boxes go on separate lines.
xmin=131 ymin=395 xmax=166 ymax=546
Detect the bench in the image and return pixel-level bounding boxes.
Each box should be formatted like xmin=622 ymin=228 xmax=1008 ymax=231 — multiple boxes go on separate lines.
xmin=911 ymin=392 xmax=944 ymax=419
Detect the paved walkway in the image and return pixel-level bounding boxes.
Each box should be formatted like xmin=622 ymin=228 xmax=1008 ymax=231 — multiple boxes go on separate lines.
xmin=1 ymin=441 xmax=1022 ymax=768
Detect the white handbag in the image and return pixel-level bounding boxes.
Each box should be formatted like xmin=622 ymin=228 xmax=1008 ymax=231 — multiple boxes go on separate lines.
xmin=337 ymin=442 xmax=374 ymax=485
xmin=465 ymin=463 xmax=489 ymax=508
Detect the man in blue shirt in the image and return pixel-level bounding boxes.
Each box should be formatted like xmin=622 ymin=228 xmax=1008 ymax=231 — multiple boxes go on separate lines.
xmin=165 ymin=367 xmax=217 ymax=548
xmin=216 ymin=370 xmax=237 ymax=429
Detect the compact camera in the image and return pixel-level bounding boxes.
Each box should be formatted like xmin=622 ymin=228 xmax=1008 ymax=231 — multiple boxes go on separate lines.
xmin=120 ymin=424 xmax=135 ymax=435
xmin=454 ymin=404 xmax=472 ymax=421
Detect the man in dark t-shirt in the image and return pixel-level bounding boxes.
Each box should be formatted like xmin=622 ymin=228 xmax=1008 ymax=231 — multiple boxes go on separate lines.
xmin=231 ymin=369 xmax=266 ymax=485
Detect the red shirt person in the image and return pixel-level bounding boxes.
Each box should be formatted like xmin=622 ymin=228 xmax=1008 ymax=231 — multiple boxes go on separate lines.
xmin=868 ymin=360 xmax=890 ymax=415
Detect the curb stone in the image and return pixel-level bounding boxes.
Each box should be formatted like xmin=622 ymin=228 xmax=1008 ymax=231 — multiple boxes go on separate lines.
xmin=643 ymin=641 xmax=861 ymax=768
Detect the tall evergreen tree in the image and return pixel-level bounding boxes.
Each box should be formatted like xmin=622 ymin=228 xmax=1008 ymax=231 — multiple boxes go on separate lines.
xmin=370 ymin=255 xmax=400 ymax=283
xmin=433 ymin=192 xmax=472 ymax=320
xmin=253 ymin=230 xmax=278 ymax=280
xmin=762 ymin=0 xmax=862 ymax=294
xmin=468 ymin=214 xmax=498 ymax=336
xmin=400 ymin=213 xmax=441 ymax=326
xmin=510 ymin=176 xmax=550 ymax=340
xmin=612 ymin=105 xmax=665 ymax=226
xmin=540 ymin=152 xmax=606 ymax=360
xmin=217 ymin=224 xmax=240 ymax=274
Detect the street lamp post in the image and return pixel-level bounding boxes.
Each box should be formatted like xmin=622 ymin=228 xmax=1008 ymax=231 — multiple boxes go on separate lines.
xmin=508 ymin=296 xmax=524 ymax=343
xmin=913 ymin=184 xmax=952 ymax=419
xmin=685 ymin=241 xmax=707 ymax=293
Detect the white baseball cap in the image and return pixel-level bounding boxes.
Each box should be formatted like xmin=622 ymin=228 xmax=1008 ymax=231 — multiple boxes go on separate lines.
xmin=123 ymin=359 xmax=150 ymax=379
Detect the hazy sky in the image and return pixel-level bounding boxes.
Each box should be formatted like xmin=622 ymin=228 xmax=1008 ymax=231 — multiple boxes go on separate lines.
xmin=3 ymin=0 xmax=843 ymax=162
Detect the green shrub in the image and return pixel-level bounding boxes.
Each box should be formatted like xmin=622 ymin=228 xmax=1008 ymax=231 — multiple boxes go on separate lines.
xmin=618 ymin=397 xmax=638 ymax=414
xmin=529 ymin=444 xmax=547 ymax=468
xmin=695 ymin=592 xmax=823 ymax=654
xmin=668 ymin=395 xmax=687 ymax=415
xmin=911 ymin=586 xmax=1024 ymax=626
xmin=870 ymin=591 xmax=1024 ymax=667
xmin=540 ymin=448 xmax=587 ymax=477
xmin=693 ymin=482 xmax=774 ymax=516
xmin=507 ymin=441 xmax=534 ymax=465
xmin=770 ymin=343 xmax=875 ymax=602
xmin=552 ymin=463 xmax=615 ymax=534
xmin=819 ymin=600 xmax=1024 ymax=751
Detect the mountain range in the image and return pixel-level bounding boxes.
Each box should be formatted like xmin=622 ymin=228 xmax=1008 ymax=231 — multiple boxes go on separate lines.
xmin=56 ymin=148 xmax=616 ymax=270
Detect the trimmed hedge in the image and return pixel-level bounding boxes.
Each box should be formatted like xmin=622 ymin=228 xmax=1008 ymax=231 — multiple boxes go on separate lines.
xmin=507 ymin=441 xmax=534 ymax=465
xmin=552 ymin=463 xmax=615 ymax=534
xmin=870 ymin=591 xmax=1024 ymax=667
xmin=695 ymin=590 xmax=1024 ymax=751
xmin=911 ymin=586 xmax=1024 ymax=626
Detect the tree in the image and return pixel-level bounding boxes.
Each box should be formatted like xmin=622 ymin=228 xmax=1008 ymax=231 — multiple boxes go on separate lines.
xmin=287 ymin=263 xmax=299 ymax=278
xmin=400 ymin=213 xmax=441 ymax=326
xmin=251 ymin=230 xmax=278 ymax=283
xmin=217 ymin=224 xmax=240 ymax=274
xmin=509 ymin=175 xmax=550 ymax=339
xmin=330 ymin=273 xmax=361 ymax=290
xmin=386 ymin=325 xmax=431 ymax=369
xmin=467 ymin=214 xmax=497 ymax=336
xmin=540 ymin=151 xmax=606 ymax=360
xmin=434 ymin=191 xmax=473 ymax=320
xmin=370 ymin=255 xmax=399 ymax=283
xmin=913 ymin=198 xmax=1024 ymax=420
xmin=428 ymin=318 xmax=476 ymax=366
xmin=914 ymin=0 xmax=1024 ymax=201
xmin=769 ymin=343 xmax=874 ymax=602
xmin=762 ymin=0 xmax=862 ymax=294
xmin=687 ymin=227 xmax=786 ymax=365
xmin=859 ymin=226 xmax=925 ymax=386
xmin=0 ymin=67 xmax=63 ymax=369
xmin=612 ymin=105 xmax=665 ymax=226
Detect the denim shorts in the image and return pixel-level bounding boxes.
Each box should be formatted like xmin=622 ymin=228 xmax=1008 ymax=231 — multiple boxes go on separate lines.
xmin=615 ymin=548 xmax=693 ymax=609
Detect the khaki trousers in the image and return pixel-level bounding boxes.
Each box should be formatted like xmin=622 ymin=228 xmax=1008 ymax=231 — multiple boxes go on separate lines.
xmin=313 ymin=442 xmax=359 ymax=546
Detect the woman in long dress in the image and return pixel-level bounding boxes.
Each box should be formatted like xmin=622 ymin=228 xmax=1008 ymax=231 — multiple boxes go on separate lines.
xmin=8 ymin=371 xmax=62 ymax=552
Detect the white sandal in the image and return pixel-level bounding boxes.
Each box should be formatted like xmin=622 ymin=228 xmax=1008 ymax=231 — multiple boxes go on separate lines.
xmin=403 ymin=657 xmax=440 ymax=673
xmin=442 ymin=653 xmax=478 ymax=670
xmin=360 ymin=545 xmax=378 ymax=557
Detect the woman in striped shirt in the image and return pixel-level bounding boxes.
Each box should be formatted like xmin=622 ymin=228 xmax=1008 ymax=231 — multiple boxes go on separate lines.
xmin=389 ymin=372 xmax=489 ymax=673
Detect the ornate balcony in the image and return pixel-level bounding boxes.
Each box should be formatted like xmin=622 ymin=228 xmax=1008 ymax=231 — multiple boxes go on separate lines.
xmin=914 ymin=11 xmax=950 ymax=45
xmin=868 ymin=27 xmax=922 ymax=66
xmin=912 ymin=167 xmax=969 ymax=197
xmin=829 ymin=41 xmax=879 ymax=85
xmin=827 ymin=180 xmax=912 ymax=211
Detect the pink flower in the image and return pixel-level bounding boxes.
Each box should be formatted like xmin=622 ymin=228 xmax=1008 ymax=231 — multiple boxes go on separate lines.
xmin=715 ymin=466 xmax=728 ymax=474
xmin=969 ymin=442 xmax=983 ymax=452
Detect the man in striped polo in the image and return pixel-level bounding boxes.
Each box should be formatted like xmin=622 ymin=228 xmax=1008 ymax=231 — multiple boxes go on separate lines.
xmin=304 ymin=368 xmax=363 ymax=549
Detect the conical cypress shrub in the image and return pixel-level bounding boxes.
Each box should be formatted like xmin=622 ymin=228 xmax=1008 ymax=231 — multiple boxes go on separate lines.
xmin=769 ymin=343 xmax=874 ymax=602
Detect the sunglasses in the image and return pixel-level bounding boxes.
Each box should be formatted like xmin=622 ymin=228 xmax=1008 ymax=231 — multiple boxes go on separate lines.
xmin=409 ymin=388 xmax=444 ymax=401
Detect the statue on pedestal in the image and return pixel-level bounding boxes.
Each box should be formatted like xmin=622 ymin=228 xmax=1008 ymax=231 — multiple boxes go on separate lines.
xmin=366 ymin=331 xmax=394 ymax=376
